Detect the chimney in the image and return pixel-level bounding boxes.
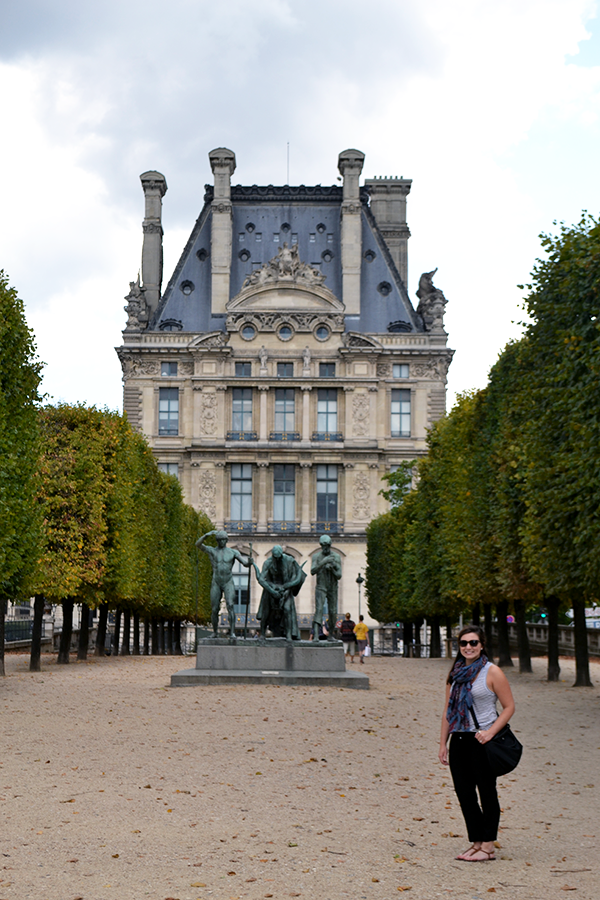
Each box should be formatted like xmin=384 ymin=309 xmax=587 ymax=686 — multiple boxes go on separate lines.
xmin=364 ymin=176 xmax=412 ymax=286
xmin=140 ymin=171 xmax=167 ymax=317
xmin=337 ymin=149 xmax=365 ymax=316
xmin=209 ymin=147 xmax=236 ymax=315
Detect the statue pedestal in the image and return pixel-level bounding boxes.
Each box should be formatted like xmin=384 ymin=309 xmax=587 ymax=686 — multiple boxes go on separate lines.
xmin=171 ymin=638 xmax=369 ymax=689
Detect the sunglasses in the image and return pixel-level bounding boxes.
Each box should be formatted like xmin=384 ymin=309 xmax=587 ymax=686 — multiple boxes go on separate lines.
xmin=459 ymin=639 xmax=481 ymax=648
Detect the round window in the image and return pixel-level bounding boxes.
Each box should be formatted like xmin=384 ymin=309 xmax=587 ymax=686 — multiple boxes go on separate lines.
xmin=180 ymin=280 xmax=195 ymax=296
xmin=315 ymin=325 xmax=330 ymax=341
xmin=241 ymin=324 xmax=256 ymax=341
xmin=278 ymin=325 xmax=293 ymax=341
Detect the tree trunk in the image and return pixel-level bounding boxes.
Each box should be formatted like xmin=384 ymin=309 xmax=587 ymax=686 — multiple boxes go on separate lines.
xmin=413 ymin=616 xmax=423 ymax=658
xmin=167 ymin=618 xmax=174 ymax=655
xmin=77 ymin=602 xmax=90 ymax=661
xmin=151 ymin=618 xmax=160 ymax=656
xmin=30 ymin=594 xmax=45 ymax=672
xmin=113 ymin=609 xmax=121 ymax=657
xmin=572 ymin=595 xmax=592 ymax=687
xmin=132 ymin=613 xmax=140 ymax=655
xmin=471 ymin=602 xmax=481 ymax=627
xmin=58 ymin=599 xmax=74 ymax=664
xmin=158 ymin=618 xmax=166 ymax=655
xmin=513 ymin=597 xmax=532 ymax=674
xmin=445 ymin=617 xmax=452 ymax=641
xmin=429 ymin=615 xmax=441 ymax=658
xmin=403 ymin=621 xmax=413 ymax=657
xmin=143 ymin=617 xmax=151 ymax=655
xmin=483 ymin=603 xmax=494 ymax=662
xmin=495 ymin=599 xmax=514 ymax=667
xmin=96 ymin=604 xmax=108 ymax=656
xmin=546 ymin=595 xmax=561 ymax=682
xmin=121 ymin=612 xmax=131 ymax=656
xmin=0 ymin=598 xmax=6 ymax=677
xmin=173 ymin=619 xmax=183 ymax=655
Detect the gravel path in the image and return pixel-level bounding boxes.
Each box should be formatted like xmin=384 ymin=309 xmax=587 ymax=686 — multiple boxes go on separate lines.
xmin=0 ymin=652 xmax=598 ymax=900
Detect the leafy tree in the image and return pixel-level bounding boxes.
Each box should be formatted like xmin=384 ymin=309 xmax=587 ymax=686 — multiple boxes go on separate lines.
xmin=517 ymin=214 xmax=600 ymax=686
xmin=0 ymin=272 xmax=43 ymax=675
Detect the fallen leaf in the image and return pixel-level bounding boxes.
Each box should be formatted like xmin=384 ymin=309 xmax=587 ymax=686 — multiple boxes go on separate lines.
xmin=112 ymin=854 xmax=119 ymax=858
xmin=372 ymin=877 xmax=379 ymax=882
xmin=190 ymin=882 xmax=206 ymax=887
xmin=397 ymin=888 xmax=412 ymax=893
xmin=68 ymin=858 xmax=79 ymax=863
xmin=561 ymin=888 xmax=577 ymax=892
xmin=227 ymin=871 xmax=236 ymax=875
xmin=246 ymin=877 xmax=257 ymax=882
xmin=487 ymin=890 xmax=496 ymax=894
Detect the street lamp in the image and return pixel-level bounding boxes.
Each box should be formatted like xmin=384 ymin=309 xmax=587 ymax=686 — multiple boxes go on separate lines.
xmin=356 ymin=572 xmax=365 ymax=619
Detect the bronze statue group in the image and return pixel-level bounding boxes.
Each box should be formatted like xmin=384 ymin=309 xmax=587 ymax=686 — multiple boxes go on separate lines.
xmin=196 ymin=530 xmax=341 ymax=641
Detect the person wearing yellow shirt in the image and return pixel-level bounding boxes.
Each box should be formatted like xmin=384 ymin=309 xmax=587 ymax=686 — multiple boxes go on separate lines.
xmin=353 ymin=615 xmax=370 ymax=664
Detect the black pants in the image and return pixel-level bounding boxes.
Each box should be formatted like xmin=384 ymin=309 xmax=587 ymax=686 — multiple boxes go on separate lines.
xmin=449 ymin=732 xmax=500 ymax=842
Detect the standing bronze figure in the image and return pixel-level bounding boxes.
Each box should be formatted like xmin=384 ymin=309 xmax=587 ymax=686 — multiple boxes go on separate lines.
xmin=311 ymin=534 xmax=342 ymax=639
xmin=196 ymin=530 xmax=251 ymax=637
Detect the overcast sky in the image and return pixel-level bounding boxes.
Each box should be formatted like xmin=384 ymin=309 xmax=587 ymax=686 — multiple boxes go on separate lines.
xmin=1 ymin=0 xmax=599 ymax=411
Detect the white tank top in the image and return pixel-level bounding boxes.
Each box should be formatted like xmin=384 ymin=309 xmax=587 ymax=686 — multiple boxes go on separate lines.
xmin=466 ymin=661 xmax=498 ymax=732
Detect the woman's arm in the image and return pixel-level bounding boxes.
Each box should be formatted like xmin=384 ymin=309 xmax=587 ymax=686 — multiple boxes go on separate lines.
xmin=439 ymin=682 xmax=452 ymax=765
xmin=475 ymin=665 xmax=515 ymax=744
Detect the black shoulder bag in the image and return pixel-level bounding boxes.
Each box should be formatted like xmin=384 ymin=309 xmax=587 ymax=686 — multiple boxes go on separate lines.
xmin=471 ymin=707 xmax=523 ymax=777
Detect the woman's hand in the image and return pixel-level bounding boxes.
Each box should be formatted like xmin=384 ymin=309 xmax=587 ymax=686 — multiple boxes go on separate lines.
xmin=475 ymin=729 xmax=492 ymax=744
xmin=439 ymin=744 xmax=449 ymax=766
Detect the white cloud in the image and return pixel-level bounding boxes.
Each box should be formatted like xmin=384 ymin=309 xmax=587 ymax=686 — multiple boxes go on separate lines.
xmin=0 ymin=0 xmax=598 ymax=410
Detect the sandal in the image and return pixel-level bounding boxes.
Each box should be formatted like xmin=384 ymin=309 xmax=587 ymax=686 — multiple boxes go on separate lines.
xmin=462 ymin=849 xmax=496 ymax=862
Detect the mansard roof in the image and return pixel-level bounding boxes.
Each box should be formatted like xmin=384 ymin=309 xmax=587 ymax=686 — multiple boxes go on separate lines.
xmin=151 ymin=183 xmax=422 ymax=334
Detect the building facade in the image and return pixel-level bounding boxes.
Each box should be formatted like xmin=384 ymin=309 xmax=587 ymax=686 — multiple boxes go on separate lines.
xmin=116 ymin=148 xmax=453 ymax=625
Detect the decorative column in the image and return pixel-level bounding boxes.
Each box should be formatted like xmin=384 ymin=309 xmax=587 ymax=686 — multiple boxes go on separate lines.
xmin=140 ymin=171 xmax=168 ymax=318
xmin=343 ymin=385 xmax=354 ymax=440
xmin=256 ymin=461 xmax=269 ymax=531
xmin=301 ymin=385 xmax=312 ymax=443
xmin=214 ymin=462 xmax=226 ymax=529
xmin=258 ymin=385 xmax=269 ymax=442
xmin=338 ymin=149 xmax=365 ymax=316
xmin=208 ymin=147 xmax=236 ymax=315
xmin=299 ymin=462 xmax=312 ymax=533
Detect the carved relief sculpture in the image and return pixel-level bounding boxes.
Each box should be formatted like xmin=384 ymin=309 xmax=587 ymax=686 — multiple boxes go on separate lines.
xmin=200 ymin=393 xmax=218 ymax=436
xmin=241 ymin=243 xmax=326 ymax=290
xmin=352 ymin=472 xmax=371 ymax=519
xmin=352 ymin=394 xmax=370 ymax=437
xmin=198 ymin=470 xmax=217 ymax=519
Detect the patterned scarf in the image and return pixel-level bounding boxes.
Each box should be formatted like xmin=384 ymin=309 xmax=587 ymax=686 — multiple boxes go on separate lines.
xmin=446 ymin=654 xmax=488 ymax=733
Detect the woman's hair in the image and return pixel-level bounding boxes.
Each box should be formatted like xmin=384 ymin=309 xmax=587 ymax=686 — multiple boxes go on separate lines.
xmin=446 ymin=624 xmax=486 ymax=684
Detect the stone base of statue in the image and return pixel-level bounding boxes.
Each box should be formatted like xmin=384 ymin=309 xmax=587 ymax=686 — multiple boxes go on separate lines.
xmin=170 ymin=637 xmax=369 ymax=689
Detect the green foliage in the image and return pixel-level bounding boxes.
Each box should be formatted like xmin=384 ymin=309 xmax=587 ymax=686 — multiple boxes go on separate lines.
xmin=366 ymin=214 xmax=600 ymax=650
xmin=0 ymin=271 xmax=43 ymax=598
xmin=30 ymin=404 xmax=213 ymax=620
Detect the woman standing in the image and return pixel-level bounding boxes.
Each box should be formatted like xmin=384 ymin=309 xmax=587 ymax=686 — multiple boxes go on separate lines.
xmin=439 ymin=625 xmax=515 ymax=862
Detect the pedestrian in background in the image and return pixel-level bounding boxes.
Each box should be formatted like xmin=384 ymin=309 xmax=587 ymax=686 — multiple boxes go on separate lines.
xmin=354 ymin=614 xmax=369 ymax=664
xmin=340 ymin=612 xmax=357 ymax=662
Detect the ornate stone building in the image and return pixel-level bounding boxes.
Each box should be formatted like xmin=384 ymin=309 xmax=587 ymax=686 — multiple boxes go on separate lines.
xmin=117 ymin=148 xmax=453 ymax=625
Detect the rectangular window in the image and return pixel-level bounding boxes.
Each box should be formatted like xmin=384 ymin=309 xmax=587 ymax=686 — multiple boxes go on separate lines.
xmin=391 ymin=389 xmax=411 ymax=437
xmin=319 ymin=362 xmax=335 ymax=377
xmin=317 ymin=389 xmax=337 ymax=433
xmin=158 ymin=462 xmax=179 ymax=478
xmin=273 ymin=233 xmax=280 ymax=243
xmin=161 ymin=362 xmax=178 ymax=376
xmin=393 ymin=364 xmax=409 ymax=379
xmin=235 ymin=362 xmax=251 ymax=377
xmin=232 ymin=558 xmax=249 ymax=614
xmin=316 ymin=464 xmax=338 ymax=522
xmin=275 ymin=388 xmax=295 ymax=432
xmin=291 ymin=233 xmax=298 ymax=245
xmin=277 ymin=362 xmax=293 ymax=377
xmin=158 ymin=388 xmax=179 ymax=435
xmin=273 ymin=464 xmax=295 ymax=522
xmin=230 ymin=464 xmax=252 ymax=521
xmin=232 ymin=387 xmax=252 ymax=432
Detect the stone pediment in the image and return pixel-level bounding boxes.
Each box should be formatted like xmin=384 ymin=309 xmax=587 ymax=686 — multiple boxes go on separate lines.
xmin=227 ymin=243 xmax=344 ymax=314
xmin=188 ymin=331 xmax=230 ymax=351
